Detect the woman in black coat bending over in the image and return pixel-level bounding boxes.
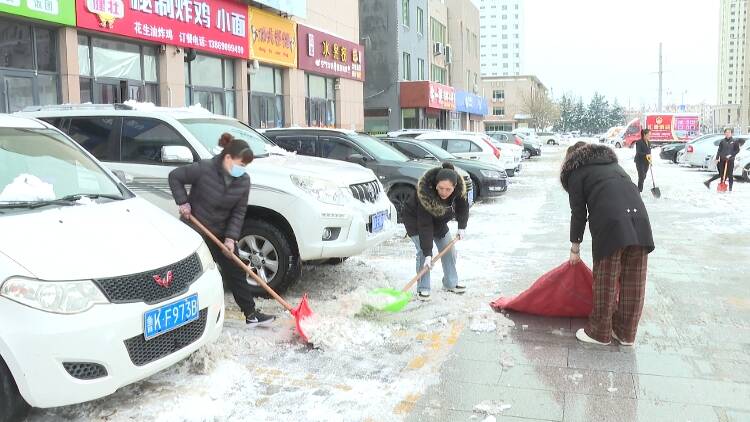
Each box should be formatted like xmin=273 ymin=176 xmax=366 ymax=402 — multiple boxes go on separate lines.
xmin=168 ymin=137 xmax=275 ymax=326
xmin=634 ymin=129 xmax=652 ymax=193
xmin=561 ymin=142 xmax=655 ymax=346
xmin=401 ymin=163 xmax=470 ymax=301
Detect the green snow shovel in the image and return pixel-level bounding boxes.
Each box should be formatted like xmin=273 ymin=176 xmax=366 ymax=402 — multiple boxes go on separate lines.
xmin=364 ymin=237 xmax=460 ymax=313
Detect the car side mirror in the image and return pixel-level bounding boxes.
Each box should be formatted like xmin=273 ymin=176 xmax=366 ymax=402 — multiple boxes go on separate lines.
xmin=112 ymin=170 xmax=133 ymax=184
xmin=347 ymin=153 xmax=367 ymax=165
xmin=161 ymin=145 xmax=194 ymax=164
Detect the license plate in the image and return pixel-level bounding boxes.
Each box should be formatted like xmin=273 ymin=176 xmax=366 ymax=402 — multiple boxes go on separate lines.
xmin=144 ymin=294 xmax=199 ymax=340
xmin=370 ymin=211 xmax=388 ymax=233
xmin=468 ymin=189 xmax=474 ymax=205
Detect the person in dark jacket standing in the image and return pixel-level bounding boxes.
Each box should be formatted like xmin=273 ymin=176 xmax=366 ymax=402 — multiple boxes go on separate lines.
xmin=561 ymin=142 xmax=655 ymax=346
xmin=704 ymin=128 xmax=742 ymax=191
xmin=168 ymin=138 xmax=275 ymax=326
xmin=402 ymin=163 xmax=469 ymax=301
xmin=634 ymin=129 xmax=652 ymax=193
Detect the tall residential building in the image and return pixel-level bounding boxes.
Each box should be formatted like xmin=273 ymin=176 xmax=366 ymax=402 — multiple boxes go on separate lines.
xmin=718 ymin=0 xmax=747 ymax=130
xmin=478 ymin=0 xmax=524 ymax=77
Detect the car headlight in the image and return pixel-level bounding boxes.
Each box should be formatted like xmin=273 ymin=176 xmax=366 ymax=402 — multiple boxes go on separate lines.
xmin=0 ymin=277 xmax=109 ymax=314
xmin=290 ymin=175 xmax=348 ymax=206
xmin=480 ymin=169 xmax=502 ymax=179
xmin=197 ymin=241 xmax=216 ymax=272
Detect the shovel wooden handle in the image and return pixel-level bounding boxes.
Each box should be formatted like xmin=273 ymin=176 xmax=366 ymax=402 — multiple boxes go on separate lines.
xmin=189 ymin=215 xmax=294 ymax=313
xmin=402 ymin=237 xmax=460 ymax=292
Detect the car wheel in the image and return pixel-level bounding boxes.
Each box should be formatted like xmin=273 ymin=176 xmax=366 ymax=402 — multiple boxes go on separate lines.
xmin=744 ymin=164 xmax=750 ymax=180
xmin=470 ymin=176 xmax=481 ymax=200
xmin=547 ymin=139 xmax=556 ymax=145
xmin=0 ymin=357 xmax=29 ymax=422
xmin=237 ymin=219 xmax=299 ymax=296
xmin=506 ymin=169 xmax=515 ymax=177
xmin=672 ymin=154 xmax=678 ymax=164
xmin=388 ymin=186 xmax=415 ymax=222
xmin=522 ymin=150 xmax=531 ymax=159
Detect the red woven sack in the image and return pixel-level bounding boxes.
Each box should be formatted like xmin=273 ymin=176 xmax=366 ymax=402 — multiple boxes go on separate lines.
xmin=490 ymin=261 xmax=594 ymax=317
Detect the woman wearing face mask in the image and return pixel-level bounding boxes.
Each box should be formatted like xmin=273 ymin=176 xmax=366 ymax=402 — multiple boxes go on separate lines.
xmin=402 ymin=162 xmax=470 ymax=301
xmin=168 ymin=138 xmax=275 ymax=326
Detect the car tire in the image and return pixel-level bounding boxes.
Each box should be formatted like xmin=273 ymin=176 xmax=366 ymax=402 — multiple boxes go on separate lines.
xmin=470 ymin=176 xmax=481 ymax=200
xmin=547 ymin=139 xmax=556 ymax=145
xmin=388 ymin=186 xmax=415 ymax=222
xmin=522 ymin=150 xmax=531 ymax=159
xmin=237 ymin=219 xmax=299 ymax=297
xmin=506 ymin=169 xmax=515 ymax=177
xmin=0 ymin=357 xmax=29 ymax=422
xmin=744 ymin=164 xmax=750 ymax=180
xmin=672 ymin=154 xmax=678 ymax=164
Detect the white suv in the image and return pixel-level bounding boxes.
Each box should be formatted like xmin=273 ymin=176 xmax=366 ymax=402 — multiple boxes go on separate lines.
xmin=0 ymin=115 xmax=224 ymax=415
xmin=19 ymin=104 xmax=397 ymax=294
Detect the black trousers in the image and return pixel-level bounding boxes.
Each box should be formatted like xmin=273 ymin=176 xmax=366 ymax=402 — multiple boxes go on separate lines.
xmin=203 ymin=235 xmax=257 ymax=316
xmin=706 ymin=159 xmax=735 ymax=190
xmin=636 ymin=162 xmax=649 ymax=193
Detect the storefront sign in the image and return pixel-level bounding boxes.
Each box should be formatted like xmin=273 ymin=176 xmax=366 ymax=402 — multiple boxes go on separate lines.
xmin=76 ymin=0 xmax=249 ymax=59
xmin=0 ymin=0 xmax=76 ymax=25
xmin=253 ymin=0 xmax=306 ymax=18
xmin=674 ymin=114 xmax=700 ymax=141
xmin=455 ymin=90 xmax=488 ymax=116
xmin=248 ymin=7 xmax=296 ymax=67
xmin=297 ymin=24 xmax=365 ymax=81
xmin=399 ymin=81 xmax=455 ymax=111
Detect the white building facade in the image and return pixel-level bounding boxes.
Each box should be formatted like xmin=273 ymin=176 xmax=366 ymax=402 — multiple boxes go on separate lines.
xmin=478 ymin=0 xmax=524 ymax=77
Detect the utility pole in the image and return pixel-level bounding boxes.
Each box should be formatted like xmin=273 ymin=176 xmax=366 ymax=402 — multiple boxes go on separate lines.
xmin=658 ymin=42 xmax=663 ymax=112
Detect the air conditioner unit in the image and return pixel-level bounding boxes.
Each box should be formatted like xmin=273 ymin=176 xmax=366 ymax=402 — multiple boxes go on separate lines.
xmin=444 ymin=44 xmax=452 ymax=63
xmin=433 ymin=42 xmax=443 ymax=56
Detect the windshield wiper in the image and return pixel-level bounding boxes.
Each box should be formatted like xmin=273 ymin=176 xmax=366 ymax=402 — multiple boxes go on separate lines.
xmin=59 ymin=193 xmax=125 ymax=201
xmin=0 ymin=199 xmax=78 ymax=209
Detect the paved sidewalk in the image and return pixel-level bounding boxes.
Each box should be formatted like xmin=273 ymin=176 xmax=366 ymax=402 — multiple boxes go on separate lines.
xmin=407 ymin=151 xmax=750 ymax=422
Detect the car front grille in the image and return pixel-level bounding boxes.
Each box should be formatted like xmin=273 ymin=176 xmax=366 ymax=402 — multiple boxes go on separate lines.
xmin=63 ymin=362 xmax=108 ymax=380
xmin=94 ymin=253 xmax=202 ymax=305
xmin=124 ymin=308 xmax=208 ymax=366
xmin=350 ymin=180 xmax=382 ymax=203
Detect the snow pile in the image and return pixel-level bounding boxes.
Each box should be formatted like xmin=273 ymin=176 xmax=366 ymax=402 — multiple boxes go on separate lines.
xmin=299 ymin=313 xmax=392 ymax=351
xmin=474 ymin=401 xmax=512 ymax=415
xmin=469 ymin=316 xmax=497 ymax=332
xmin=0 ymin=174 xmax=55 ymax=202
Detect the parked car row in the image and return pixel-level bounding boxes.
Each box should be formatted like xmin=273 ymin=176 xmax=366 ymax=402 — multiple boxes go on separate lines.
xmin=667 ymin=133 xmax=750 ymax=180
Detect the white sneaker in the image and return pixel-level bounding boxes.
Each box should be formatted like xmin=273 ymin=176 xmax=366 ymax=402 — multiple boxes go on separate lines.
xmin=575 ymin=328 xmax=610 ymax=345
xmin=612 ymin=331 xmax=634 ymax=346
xmin=417 ymin=291 xmax=431 ymax=301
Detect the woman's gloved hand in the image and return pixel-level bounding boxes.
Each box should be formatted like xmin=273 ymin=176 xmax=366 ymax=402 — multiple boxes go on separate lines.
xmin=423 ymin=256 xmax=433 ymax=269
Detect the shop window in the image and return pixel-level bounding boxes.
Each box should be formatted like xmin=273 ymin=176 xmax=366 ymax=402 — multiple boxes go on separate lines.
xmin=250 ymin=66 xmax=284 ymax=128
xmin=402 ymin=108 xmax=419 ymax=129
xmin=0 ymin=17 xmax=59 ymax=113
xmin=305 ymin=74 xmax=336 ymax=127
xmin=121 ymin=118 xmax=193 ymax=164
xmin=78 ymin=35 xmax=158 ymax=105
xmin=186 ymin=53 xmax=235 ymax=117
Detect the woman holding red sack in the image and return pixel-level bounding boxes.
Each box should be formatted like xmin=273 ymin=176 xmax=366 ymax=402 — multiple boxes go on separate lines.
xmin=560 ymin=142 xmax=654 ymax=346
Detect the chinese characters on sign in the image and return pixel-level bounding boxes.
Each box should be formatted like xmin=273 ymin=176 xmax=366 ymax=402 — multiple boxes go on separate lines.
xmin=428 ymin=83 xmax=456 ymax=110
xmin=645 ymin=114 xmax=675 ymax=141
xmin=297 ymin=24 xmax=365 ymax=82
xmin=248 ymin=7 xmax=297 ymax=67
xmin=77 ymin=0 xmax=248 ymax=58
xmin=455 ymin=90 xmax=488 ymax=115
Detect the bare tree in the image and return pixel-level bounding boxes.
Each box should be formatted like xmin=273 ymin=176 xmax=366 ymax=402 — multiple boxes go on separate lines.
xmin=520 ymin=89 xmax=559 ymax=130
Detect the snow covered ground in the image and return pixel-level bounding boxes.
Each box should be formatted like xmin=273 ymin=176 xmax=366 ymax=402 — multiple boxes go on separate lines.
xmin=28 ymin=144 xmax=750 ymax=421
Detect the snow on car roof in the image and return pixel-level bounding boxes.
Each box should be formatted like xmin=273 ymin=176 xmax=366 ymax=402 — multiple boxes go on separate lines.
xmin=0 ymin=114 xmax=48 ymax=129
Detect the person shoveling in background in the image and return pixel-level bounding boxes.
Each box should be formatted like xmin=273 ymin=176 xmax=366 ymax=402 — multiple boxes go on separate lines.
xmin=561 ymin=142 xmax=655 ymax=346
xmin=402 ymin=162 xmax=470 ymax=301
xmin=704 ymin=128 xmax=742 ymax=192
xmin=634 ymin=129 xmax=652 ymax=193
xmin=168 ymin=136 xmax=275 ymax=326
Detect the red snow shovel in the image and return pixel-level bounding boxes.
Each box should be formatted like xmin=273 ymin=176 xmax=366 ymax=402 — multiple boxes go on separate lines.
xmin=189 ymin=216 xmax=313 ymax=343
xmin=718 ymin=161 xmax=730 ymax=193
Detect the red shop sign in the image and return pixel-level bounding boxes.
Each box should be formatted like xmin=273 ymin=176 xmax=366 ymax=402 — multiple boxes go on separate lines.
xmin=77 ymin=0 xmax=249 ymax=59
xmin=399 ymin=81 xmax=456 ymax=111
xmin=297 ymin=24 xmax=365 ymax=81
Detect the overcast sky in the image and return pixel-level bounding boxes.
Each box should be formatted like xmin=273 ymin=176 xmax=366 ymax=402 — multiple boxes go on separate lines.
xmin=514 ymin=0 xmax=720 ymax=108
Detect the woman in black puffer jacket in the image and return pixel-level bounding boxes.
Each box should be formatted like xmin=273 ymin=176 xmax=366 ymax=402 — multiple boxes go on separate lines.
xmin=168 ymin=136 xmax=274 ymax=326
xmin=561 ymin=142 xmax=654 ymax=346
xmin=401 ymin=162 xmax=470 ymax=301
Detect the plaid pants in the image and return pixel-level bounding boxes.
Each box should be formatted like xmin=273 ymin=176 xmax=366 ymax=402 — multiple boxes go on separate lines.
xmin=586 ymin=246 xmax=648 ymax=343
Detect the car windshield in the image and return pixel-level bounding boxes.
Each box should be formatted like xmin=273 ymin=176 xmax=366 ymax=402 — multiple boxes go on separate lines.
xmin=416 ymin=141 xmax=455 ymax=159
xmin=0 ymin=127 xmax=124 ymax=209
xmin=352 ymin=133 xmax=409 ymax=162
xmin=179 ymin=118 xmax=273 ymax=157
